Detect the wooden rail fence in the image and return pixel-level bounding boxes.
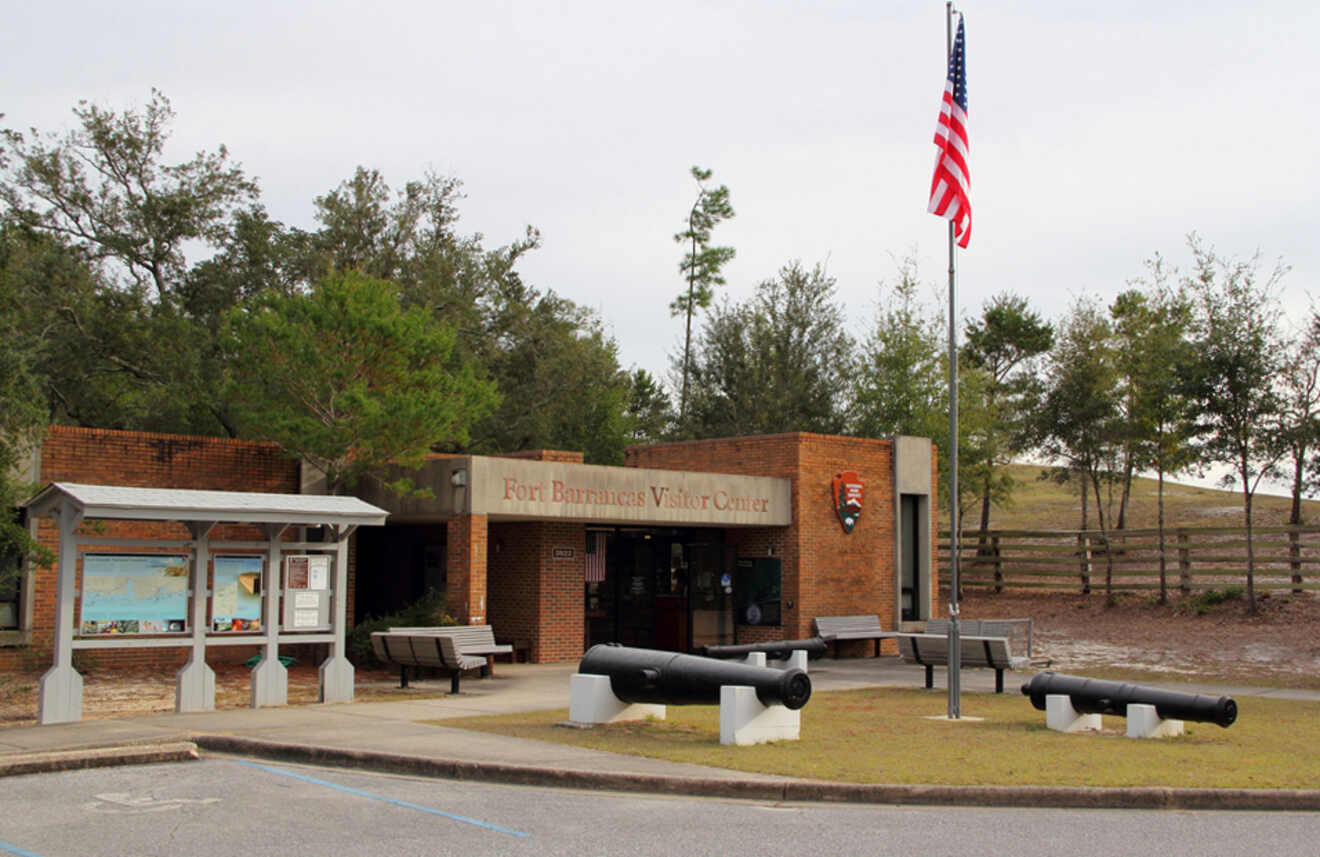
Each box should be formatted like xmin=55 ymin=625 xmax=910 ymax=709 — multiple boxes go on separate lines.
xmin=938 ymin=525 xmax=1320 ymax=595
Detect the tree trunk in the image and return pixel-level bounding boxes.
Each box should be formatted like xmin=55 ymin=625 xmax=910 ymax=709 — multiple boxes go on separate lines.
xmin=1241 ymin=459 xmax=1257 ymax=613
xmin=1078 ymin=469 xmax=1091 ymax=594
xmin=1117 ymin=443 xmax=1134 ymax=531
xmin=1157 ymin=466 xmax=1168 ymax=606
xmin=1290 ymin=456 xmax=1304 ymax=595
xmin=977 ymin=478 xmax=993 ymax=553
xmin=1091 ymin=469 xmax=1115 ymax=607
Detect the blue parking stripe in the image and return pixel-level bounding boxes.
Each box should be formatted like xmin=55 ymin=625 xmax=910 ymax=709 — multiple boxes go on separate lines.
xmin=0 ymin=840 xmax=45 ymax=857
xmin=233 ymin=760 xmax=532 ymax=838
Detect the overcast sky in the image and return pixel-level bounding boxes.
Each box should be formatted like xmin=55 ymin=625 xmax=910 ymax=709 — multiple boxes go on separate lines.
xmin=5 ymin=2 xmax=1317 ymax=459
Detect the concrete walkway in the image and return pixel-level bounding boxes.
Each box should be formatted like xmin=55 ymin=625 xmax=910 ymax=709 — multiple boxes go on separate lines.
xmin=2 ymin=657 xmax=1317 ymax=811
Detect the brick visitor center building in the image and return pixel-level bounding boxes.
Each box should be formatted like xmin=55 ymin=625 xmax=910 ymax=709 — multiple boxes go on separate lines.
xmin=2 ymin=426 xmax=938 ymax=673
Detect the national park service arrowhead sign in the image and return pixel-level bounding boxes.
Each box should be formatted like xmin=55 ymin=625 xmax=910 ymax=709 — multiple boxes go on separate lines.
xmin=832 ymin=471 xmax=864 ymax=533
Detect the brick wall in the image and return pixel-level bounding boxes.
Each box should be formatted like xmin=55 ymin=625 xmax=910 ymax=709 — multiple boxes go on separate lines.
xmin=1 ymin=426 xmax=302 ymax=672
xmin=487 ymin=521 xmax=585 ymax=663
xmin=628 ymin=433 xmax=933 ymax=656
xmin=493 ymin=449 xmax=585 ymax=464
xmin=445 ymin=514 xmax=488 ymax=625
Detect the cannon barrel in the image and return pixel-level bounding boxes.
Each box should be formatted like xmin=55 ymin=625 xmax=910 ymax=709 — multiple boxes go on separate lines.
xmin=1020 ymin=672 xmax=1237 ymax=728
xmin=702 ymin=637 xmax=828 ymax=661
xmin=579 ymin=644 xmax=812 ymax=710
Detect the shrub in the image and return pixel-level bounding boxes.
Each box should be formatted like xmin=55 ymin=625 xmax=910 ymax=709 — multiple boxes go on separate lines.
xmin=347 ymin=588 xmax=457 ymax=667
xmin=1181 ymin=586 xmax=1245 ymax=615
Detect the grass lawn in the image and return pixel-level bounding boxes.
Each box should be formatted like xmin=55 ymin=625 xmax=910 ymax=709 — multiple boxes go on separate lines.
xmin=436 ymin=687 xmax=1320 ymax=790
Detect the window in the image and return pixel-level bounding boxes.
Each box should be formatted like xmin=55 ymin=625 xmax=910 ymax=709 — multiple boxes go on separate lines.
xmin=0 ymin=542 xmax=18 ymax=630
xmin=0 ymin=509 xmax=22 ymax=630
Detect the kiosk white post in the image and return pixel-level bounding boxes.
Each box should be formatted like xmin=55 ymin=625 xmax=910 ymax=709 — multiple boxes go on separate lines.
xmin=250 ymin=525 xmax=289 ymax=708
xmin=176 ymin=521 xmax=216 ymax=712
xmin=318 ymin=536 xmax=356 ymax=703
xmin=37 ymin=504 xmax=84 ymax=724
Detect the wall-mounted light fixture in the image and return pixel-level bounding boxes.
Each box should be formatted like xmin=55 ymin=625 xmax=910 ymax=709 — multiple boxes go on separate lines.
xmin=450 ymin=468 xmax=467 ymax=488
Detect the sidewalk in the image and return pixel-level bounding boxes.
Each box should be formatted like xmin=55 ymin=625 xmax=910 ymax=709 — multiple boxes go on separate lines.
xmin=3 ymin=658 xmax=1318 ymax=810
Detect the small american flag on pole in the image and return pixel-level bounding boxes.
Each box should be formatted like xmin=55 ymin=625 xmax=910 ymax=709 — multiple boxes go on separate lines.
xmin=928 ymin=13 xmax=970 ymax=248
xmin=585 ymin=532 xmax=607 ymax=582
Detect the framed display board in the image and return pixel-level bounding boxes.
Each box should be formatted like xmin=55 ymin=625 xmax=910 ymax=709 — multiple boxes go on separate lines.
xmin=282 ymin=554 xmax=331 ymax=630
xmin=80 ymin=553 xmax=189 ymax=635
xmin=211 ymin=555 xmax=263 ymax=632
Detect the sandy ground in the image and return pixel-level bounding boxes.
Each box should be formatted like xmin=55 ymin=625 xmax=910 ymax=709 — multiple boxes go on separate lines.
xmin=3 ymin=590 xmax=1317 ymax=727
xmin=960 ymin=588 xmax=1320 ymax=685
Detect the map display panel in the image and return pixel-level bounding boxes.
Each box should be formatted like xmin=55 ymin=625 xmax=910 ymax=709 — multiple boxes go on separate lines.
xmin=80 ymin=554 xmax=188 ymax=634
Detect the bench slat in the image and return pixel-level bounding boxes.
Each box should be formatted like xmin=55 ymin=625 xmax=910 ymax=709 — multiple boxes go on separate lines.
xmin=895 ymin=633 xmax=1030 ymax=694
xmin=812 ymin=615 xmax=894 ymax=658
xmin=370 ymin=631 xmax=490 ymax=692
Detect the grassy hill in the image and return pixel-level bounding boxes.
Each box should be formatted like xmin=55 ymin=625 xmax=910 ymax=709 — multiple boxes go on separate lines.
xmin=970 ymin=464 xmax=1320 ymax=532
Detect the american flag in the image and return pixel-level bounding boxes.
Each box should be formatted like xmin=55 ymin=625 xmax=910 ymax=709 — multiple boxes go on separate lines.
xmin=585 ymin=532 xmax=607 ymax=582
xmin=928 ymin=13 xmax=970 ymax=248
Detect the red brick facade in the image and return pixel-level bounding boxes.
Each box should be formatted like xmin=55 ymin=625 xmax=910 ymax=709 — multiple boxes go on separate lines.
xmin=5 ymin=428 xmax=937 ymax=675
xmin=487 ymin=521 xmax=585 ymax=663
xmin=627 ymin=433 xmax=934 ymax=656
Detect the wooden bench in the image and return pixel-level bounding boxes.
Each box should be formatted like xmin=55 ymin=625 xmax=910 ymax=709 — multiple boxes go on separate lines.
xmin=388 ymin=624 xmax=515 ymax=673
xmin=812 ymin=615 xmax=896 ymax=658
xmin=895 ymin=633 xmax=1030 ymax=693
xmin=925 ymin=617 xmax=1037 ymax=658
xmin=371 ymin=631 xmax=489 ymax=693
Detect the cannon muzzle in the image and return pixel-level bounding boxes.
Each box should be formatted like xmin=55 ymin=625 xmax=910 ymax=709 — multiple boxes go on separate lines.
xmin=579 ymin=644 xmax=812 ymax=710
xmin=702 ymin=637 xmax=828 ymax=661
xmin=1020 ymin=672 xmax=1237 ymax=728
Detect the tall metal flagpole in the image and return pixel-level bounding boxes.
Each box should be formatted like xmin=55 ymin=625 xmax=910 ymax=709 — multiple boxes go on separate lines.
xmin=944 ymin=0 xmax=962 ymax=721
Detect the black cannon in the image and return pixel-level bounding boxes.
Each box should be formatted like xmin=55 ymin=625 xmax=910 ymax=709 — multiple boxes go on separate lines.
xmin=702 ymin=637 xmax=828 ymax=661
xmin=579 ymin=643 xmax=812 ymax=710
xmin=1020 ymin=672 xmax=1237 ymax=728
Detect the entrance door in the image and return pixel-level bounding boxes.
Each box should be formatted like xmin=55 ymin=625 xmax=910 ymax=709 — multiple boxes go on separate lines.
xmin=900 ymin=494 xmax=925 ymax=621
xmin=613 ymin=535 xmax=656 ymax=647
xmin=688 ymin=543 xmax=734 ymax=649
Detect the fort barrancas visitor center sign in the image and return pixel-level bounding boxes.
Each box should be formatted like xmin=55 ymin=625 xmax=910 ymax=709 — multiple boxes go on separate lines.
xmin=374 ymin=456 xmax=793 ymax=527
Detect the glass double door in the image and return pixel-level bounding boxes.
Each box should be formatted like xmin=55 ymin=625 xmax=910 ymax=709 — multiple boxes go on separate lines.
xmin=585 ymin=530 xmax=734 ymax=652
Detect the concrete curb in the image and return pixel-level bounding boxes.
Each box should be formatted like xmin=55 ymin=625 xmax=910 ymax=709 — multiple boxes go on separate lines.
xmin=0 ymin=742 xmax=200 ymax=778
xmin=192 ymin=735 xmax=1320 ymax=812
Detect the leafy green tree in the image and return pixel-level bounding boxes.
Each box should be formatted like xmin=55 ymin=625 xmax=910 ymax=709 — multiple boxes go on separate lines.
xmin=962 ymin=292 xmax=1052 ymax=540
xmin=1110 ymin=260 xmax=1197 ymax=602
xmin=1274 ymin=314 xmax=1320 ymax=591
xmin=302 ymin=167 xmax=629 ymax=463
xmin=464 ymin=288 xmax=631 ymax=464
xmin=624 ymin=369 xmax=673 ymax=444
xmin=0 ymin=223 xmax=205 ymax=433
xmin=223 ymin=270 xmax=498 ymax=494
xmin=852 ymin=257 xmax=986 ymax=520
xmin=672 ymin=166 xmax=735 ymax=419
xmin=1 ymin=90 xmax=257 ymax=300
xmin=1037 ymin=297 xmax=1125 ymax=604
xmin=1 ymin=93 xmax=263 ymax=436
xmin=679 ymin=261 xmax=851 ymax=438
xmin=1182 ymin=237 xmax=1288 ymax=612
xmin=0 ymin=225 xmax=52 ymax=573
xmin=853 ymin=257 xmax=946 ymax=440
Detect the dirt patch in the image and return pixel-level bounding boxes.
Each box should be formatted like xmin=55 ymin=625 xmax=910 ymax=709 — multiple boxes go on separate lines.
xmin=959 ymin=588 xmax=1320 ymax=686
